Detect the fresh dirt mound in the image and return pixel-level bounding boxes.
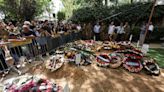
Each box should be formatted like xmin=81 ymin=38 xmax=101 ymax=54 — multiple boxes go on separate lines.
xmin=27 ymin=62 xmax=164 ymax=92
xmin=1 ymin=61 xmax=164 ymax=92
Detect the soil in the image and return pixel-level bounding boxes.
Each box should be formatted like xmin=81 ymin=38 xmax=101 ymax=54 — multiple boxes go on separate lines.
xmin=15 ymin=62 xmax=164 ymax=92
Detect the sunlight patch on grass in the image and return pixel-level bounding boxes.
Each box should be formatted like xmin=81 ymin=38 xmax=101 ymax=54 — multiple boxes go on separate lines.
xmin=148 ymin=48 xmax=164 ymax=68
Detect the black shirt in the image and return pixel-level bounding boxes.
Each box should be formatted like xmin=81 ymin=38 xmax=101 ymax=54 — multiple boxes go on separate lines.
xmin=22 ymin=30 xmax=36 ymax=37
xmin=42 ymin=25 xmax=51 ymax=34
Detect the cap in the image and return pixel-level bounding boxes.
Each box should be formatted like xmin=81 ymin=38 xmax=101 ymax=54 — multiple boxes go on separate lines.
xmin=24 ymin=21 xmax=31 ymax=25
xmin=23 ymin=25 xmax=29 ymax=28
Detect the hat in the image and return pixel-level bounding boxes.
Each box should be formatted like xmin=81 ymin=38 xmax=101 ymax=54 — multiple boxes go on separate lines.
xmin=23 ymin=25 xmax=29 ymax=28
xmin=24 ymin=21 xmax=31 ymax=25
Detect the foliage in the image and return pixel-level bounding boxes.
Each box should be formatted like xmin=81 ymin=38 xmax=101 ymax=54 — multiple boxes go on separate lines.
xmin=70 ymin=2 xmax=164 ymax=24
xmin=82 ymin=0 xmax=103 ymax=7
xmin=57 ymin=11 xmax=66 ymax=21
xmin=61 ymin=0 xmax=85 ymax=19
xmin=61 ymin=0 xmax=152 ymax=20
xmin=0 ymin=0 xmax=51 ymax=21
xmin=148 ymin=48 xmax=164 ymax=68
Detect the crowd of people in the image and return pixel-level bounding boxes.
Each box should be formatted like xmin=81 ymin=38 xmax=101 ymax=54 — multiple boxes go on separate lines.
xmin=0 ymin=20 xmax=82 ymax=73
xmin=82 ymin=21 xmax=154 ymax=46
xmin=81 ymin=21 xmax=131 ymax=41
xmin=0 ymin=20 xmax=82 ymax=40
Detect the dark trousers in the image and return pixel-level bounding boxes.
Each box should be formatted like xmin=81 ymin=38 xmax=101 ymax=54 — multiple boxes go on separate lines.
xmin=147 ymin=30 xmax=152 ymax=43
xmin=95 ymin=33 xmax=100 ymax=41
xmin=117 ymin=34 xmax=123 ymax=41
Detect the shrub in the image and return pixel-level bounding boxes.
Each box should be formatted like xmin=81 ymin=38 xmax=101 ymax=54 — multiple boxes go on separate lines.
xmin=70 ymin=2 xmax=164 ymax=25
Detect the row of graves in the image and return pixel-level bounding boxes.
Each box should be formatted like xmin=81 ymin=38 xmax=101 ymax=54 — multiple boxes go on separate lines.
xmin=1 ymin=40 xmax=160 ymax=92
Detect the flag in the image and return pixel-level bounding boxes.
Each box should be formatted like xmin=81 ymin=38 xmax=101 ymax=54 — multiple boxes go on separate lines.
xmin=156 ymin=0 xmax=164 ymax=6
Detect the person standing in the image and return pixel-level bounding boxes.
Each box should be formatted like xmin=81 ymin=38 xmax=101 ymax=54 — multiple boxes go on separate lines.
xmin=85 ymin=23 xmax=93 ymax=40
xmin=21 ymin=25 xmax=36 ymax=37
xmin=100 ymin=22 xmax=107 ymax=41
xmin=82 ymin=23 xmax=87 ymax=40
xmin=147 ymin=22 xmax=154 ymax=43
xmin=139 ymin=22 xmax=146 ymax=46
xmin=42 ymin=20 xmax=52 ymax=35
xmin=76 ymin=23 xmax=82 ymax=31
xmin=116 ymin=23 xmax=125 ymax=41
xmin=93 ymin=22 xmax=101 ymax=41
xmin=124 ymin=22 xmax=131 ymax=41
xmin=108 ymin=22 xmax=115 ymax=41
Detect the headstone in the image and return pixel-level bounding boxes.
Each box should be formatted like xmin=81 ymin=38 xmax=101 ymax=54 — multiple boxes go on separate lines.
xmin=137 ymin=40 xmax=140 ymax=48
xmin=141 ymin=44 xmax=149 ymax=55
xmin=129 ymin=35 xmax=133 ymax=43
xmin=75 ymin=53 xmax=81 ymax=66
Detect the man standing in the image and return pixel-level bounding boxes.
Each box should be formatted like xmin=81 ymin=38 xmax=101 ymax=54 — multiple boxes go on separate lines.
xmin=116 ymin=23 xmax=125 ymax=41
xmin=85 ymin=23 xmax=93 ymax=40
xmin=124 ymin=22 xmax=131 ymax=41
xmin=21 ymin=25 xmax=36 ymax=37
xmin=108 ymin=22 xmax=115 ymax=41
xmin=148 ymin=22 xmax=154 ymax=43
xmin=42 ymin=20 xmax=52 ymax=35
xmin=93 ymin=22 xmax=101 ymax=41
xmin=100 ymin=22 xmax=107 ymax=41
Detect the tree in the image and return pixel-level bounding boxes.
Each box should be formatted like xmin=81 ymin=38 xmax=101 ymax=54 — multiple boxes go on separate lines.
xmin=0 ymin=0 xmax=51 ymax=21
xmin=105 ymin=0 xmax=108 ymax=6
xmin=71 ymin=2 xmax=164 ymax=24
xmin=19 ymin=0 xmax=37 ymax=21
xmin=61 ymin=0 xmax=84 ymax=19
xmin=57 ymin=11 xmax=65 ymax=21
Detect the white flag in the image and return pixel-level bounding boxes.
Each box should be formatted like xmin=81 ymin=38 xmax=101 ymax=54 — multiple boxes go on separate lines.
xmin=156 ymin=0 xmax=164 ymax=6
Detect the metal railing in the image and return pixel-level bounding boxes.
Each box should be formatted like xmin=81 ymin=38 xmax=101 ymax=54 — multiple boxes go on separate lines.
xmin=0 ymin=30 xmax=82 ymax=77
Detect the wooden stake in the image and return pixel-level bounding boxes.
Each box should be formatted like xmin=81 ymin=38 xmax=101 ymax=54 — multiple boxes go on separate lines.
xmin=143 ymin=0 xmax=157 ymax=44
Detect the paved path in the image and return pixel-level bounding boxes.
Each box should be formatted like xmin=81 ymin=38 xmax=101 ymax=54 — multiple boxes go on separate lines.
xmin=132 ymin=43 xmax=164 ymax=49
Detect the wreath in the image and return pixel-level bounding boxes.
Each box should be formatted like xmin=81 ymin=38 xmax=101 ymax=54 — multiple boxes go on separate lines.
xmin=80 ymin=54 xmax=93 ymax=66
xmin=108 ymin=53 xmax=123 ymax=69
xmin=3 ymin=75 xmax=62 ymax=92
xmin=143 ymin=59 xmax=160 ymax=76
xmin=96 ymin=54 xmax=110 ymax=67
xmin=123 ymin=57 xmax=143 ymax=73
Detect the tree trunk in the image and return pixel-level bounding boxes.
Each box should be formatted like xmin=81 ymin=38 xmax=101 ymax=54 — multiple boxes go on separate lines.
xmin=116 ymin=0 xmax=118 ymax=6
xmin=131 ymin=0 xmax=133 ymax=4
xmin=105 ymin=0 xmax=108 ymax=6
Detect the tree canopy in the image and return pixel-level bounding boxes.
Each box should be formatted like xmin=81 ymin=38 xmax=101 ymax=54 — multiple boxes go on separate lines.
xmin=0 ymin=0 xmax=51 ymax=21
xmin=70 ymin=2 xmax=164 ymax=24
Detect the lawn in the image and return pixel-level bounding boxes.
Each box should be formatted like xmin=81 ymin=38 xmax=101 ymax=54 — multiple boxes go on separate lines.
xmin=147 ymin=48 xmax=164 ymax=68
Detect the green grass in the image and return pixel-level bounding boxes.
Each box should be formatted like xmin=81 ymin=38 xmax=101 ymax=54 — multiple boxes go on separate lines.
xmin=147 ymin=48 xmax=164 ymax=68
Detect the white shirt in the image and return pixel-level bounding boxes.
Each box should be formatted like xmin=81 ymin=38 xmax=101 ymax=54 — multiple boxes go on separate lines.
xmin=108 ymin=25 xmax=115 ymax=34
xmin=148 ymin=25 xmax=154 ymax=32
xmin=94 ymin=25 xmax=101 ymax=33
xmin=116 ymin=26 xmax=125 ymax=34
xmin=76 ymin=26 xmax=81 ymax=31
xmin=35 ymin=31 xmax=40 ymax=37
